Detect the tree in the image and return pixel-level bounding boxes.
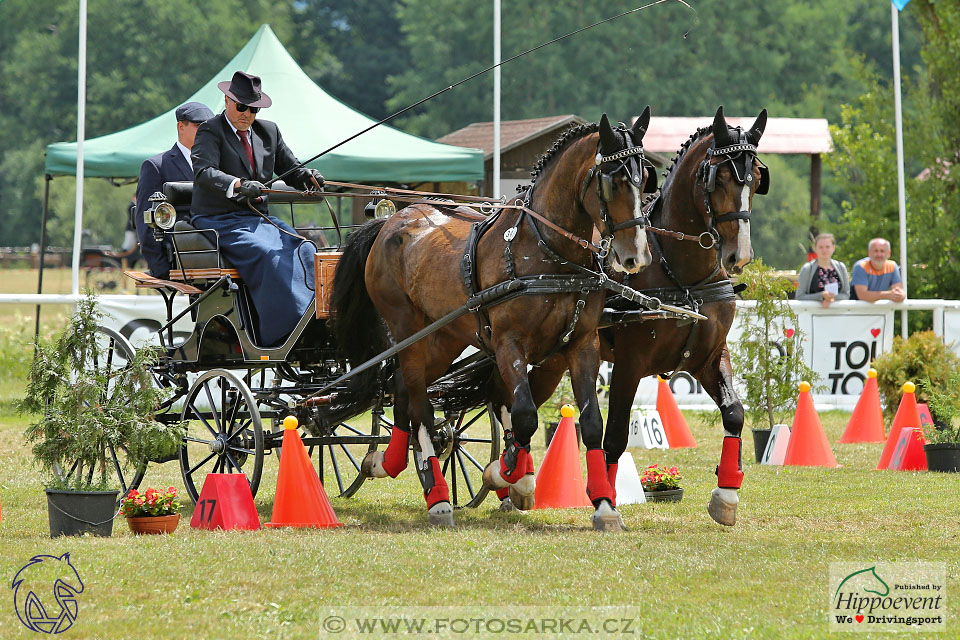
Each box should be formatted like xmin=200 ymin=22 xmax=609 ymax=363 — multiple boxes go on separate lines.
xmin=829 ymin=2 xmax=960 ymax=301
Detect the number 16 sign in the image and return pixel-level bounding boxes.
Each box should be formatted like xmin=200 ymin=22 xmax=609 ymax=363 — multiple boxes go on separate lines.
xmin=628 ymin=409 xmax=670 ymax=449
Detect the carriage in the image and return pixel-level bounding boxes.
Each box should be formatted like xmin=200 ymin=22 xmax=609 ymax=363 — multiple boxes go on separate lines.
xmin=93 ymin=180 xmax=503 ymax=509
xmin=76 ymin=107 xmax=768 ymax=529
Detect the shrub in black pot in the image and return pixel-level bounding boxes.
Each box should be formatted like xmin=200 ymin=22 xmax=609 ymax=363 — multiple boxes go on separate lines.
xmin=919 ymin=371 xmax=960 ymax=473
xmin=19 ymin=293 xmax=186 ymax=536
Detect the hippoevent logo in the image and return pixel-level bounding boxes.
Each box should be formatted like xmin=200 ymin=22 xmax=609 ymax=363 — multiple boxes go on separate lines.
xmin=11 ymin=553 xmax=84 ymax=634
xmin=829 ymin=562 xmax=946 ymax=632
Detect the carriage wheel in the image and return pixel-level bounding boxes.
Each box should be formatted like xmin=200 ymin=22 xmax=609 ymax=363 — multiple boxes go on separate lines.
xmin=412 ymin=407 xmax=499 ymax=508
xmin=83 ymin=256 xmax=124 ymax=293
xmin=316 ymin=412 xmax=387 ymax=499
xmin=54 ymin=326 xmax=146 ymax=498
xmin=179 ymin=369 xmax=264 ymax=504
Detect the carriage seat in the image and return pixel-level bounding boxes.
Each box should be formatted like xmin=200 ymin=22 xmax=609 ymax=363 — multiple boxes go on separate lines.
xmin=168 ymin=220 xmax=240 ymax=282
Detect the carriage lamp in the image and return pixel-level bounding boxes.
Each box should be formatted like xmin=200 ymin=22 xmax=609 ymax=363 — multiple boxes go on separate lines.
xmin=152 ymin=202 xmax=177 ymax=230
xmin=374 ymin=199 xmax=396 ymax=218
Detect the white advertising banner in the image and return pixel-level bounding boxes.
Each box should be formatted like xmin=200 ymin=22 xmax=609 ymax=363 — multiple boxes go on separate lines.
xmin=941 ymin=309 xmax=960 ymax=356
xmin=96 ymin=295 xmax=193 ymax=348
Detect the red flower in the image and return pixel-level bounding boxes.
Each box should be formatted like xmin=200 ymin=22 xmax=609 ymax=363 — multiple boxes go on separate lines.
xmin=669 ymin=467 xmax=679 ymax=475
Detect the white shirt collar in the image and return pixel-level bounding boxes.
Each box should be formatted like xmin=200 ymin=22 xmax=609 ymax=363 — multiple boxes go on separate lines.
xmin=175 ymin=140 xmax=192 ymax=168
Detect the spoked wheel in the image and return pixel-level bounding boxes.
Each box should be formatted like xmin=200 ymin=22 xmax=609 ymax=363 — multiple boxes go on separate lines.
xmin=55 ymin=326 xmax=146 ymax=498
xmin=179 ymin=369 xmax=264 ymax=503
xmin=315 ymin=411 xmax=388 ymax=499
xmin=84 ymin=256 xmax=124 ymax=293
xmin=412 ymin=408 xmax=499 ymax=508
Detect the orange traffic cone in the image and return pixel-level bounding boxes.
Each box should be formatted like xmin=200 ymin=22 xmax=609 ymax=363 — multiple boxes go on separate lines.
xmin=783 ymin=381 xmax=838 ymax=468
xmin=877 ymin=382 xmax=922 ymax=470
xmin=840 ymin=368 xmax=886 ymax=443
xmin=265 ymin=416 xmax=343 ymax=529
xmin=534 ymin=405 xmax=591 ymax=509
xmin=656 ymin=376 xmax=697 ymax=448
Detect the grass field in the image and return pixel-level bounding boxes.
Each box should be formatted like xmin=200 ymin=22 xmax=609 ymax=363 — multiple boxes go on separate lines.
xmin=1 ymin=397 xmax=957 ymax=639
xmin=1 ymin=268 xmax=956 ymax=638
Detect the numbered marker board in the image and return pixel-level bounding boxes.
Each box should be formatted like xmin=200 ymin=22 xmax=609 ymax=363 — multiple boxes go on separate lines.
xmin=628 ymin=409 xmax=669 ymax=449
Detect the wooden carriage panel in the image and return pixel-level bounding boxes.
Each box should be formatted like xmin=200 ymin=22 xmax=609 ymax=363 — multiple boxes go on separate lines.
xmin=315 ymin=251 xmax=342 ymax=319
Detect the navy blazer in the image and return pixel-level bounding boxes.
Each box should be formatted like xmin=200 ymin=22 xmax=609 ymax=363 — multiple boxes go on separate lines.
xmin=135 ymin=144 xmax=193 ymax=279
xmin=191 ymin=112 xmax=309 ymax=217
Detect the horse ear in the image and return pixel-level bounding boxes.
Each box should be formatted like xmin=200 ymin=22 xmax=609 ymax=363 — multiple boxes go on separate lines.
xmin=599 ymin=113 xmax=618 ymax=154
xmin=747 ymin=108 xmax=768 ymax=146
xmin=631 ymin=106 xmax=651 ymax=141
xmin=712 ymin=106 xmax=731 ymax=147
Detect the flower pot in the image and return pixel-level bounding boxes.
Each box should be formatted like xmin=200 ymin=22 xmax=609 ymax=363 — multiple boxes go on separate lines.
xmin=642 ymin=488 xmax=683 ymax=502
xmin=923 ymin=443 xmax=960 ymax=473
xmin=751 ymin=428 xmax=772 ymax=463
xmin=46 ymin=489 xmax=119 ymax=538
xmin=544 ymin=421 xmax=581 ymax=447
xmin=126 ymin=513 xmax=181 ymax=535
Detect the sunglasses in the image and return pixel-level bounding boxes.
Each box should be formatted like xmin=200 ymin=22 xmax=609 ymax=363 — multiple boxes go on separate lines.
xmin=230 ymin=99 xmax=260 ymax=114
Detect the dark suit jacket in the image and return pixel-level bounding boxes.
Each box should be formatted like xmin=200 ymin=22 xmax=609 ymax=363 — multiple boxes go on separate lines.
xmin=191 ymin=112 xmax=309 ymax=217
xmin=135 ymin=144 xmax=194 ymax=278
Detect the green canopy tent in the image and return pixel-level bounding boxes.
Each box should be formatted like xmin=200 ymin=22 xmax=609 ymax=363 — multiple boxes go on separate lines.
xmin=44 ymin=24 xmax=483 ymax=182
xmin=36 ymin=24 xmax=482 ymax=305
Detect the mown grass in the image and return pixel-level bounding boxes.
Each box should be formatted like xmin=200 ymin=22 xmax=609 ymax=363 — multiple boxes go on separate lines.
xmin=1 ymin=399 xmax=957 ymax=639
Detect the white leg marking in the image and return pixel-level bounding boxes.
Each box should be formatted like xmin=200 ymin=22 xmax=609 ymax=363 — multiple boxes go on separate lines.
xmin=418 ymin=425 xmax=436 ymax=459
xmin=499 ymin=406 xmax=513 ymax=432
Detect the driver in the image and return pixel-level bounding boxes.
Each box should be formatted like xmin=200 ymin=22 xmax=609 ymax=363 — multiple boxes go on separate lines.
xmin=190 ymin=71 xmax=324 ymax=346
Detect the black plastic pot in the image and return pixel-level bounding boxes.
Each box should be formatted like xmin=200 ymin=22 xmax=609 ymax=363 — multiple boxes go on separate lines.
xmin=923 ymin=443 xmax=960 ymax=473
xmin=46 ymin=489 xmax=119 ymax=537
xmin=544 ymin=421 xmax=581 ymax=447
xmin=643 ymin=488 xmax=683 ymax=503
xmin=751 ymin=429 xmax=772 ymax=463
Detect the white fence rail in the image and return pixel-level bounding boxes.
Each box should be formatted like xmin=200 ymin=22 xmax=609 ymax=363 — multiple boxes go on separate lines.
xmin=7 ymin=295 xmax=960 ymax=410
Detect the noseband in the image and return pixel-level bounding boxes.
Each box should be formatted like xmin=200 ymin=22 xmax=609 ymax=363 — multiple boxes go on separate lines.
xmin=578 ymin=126 xmax=649 ymax=240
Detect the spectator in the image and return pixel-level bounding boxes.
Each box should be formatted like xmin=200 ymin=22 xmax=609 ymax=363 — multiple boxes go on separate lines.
xmin=850 ymin=237 xmax=906 ymax=303
xmin=796 ymin=233 xmax=849 ymax=308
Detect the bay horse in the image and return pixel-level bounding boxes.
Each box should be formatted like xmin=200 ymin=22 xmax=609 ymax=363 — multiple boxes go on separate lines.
xmin=332 ymin=111 xmax=655 ymax=527
xmin=600 ymin=106 xmax=769 ymax=526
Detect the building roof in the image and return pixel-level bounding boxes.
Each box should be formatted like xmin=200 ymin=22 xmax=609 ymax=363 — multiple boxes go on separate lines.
xmin=639 ymin=116 xmax=833 ymax=155
xmin=437 ymin=115 xmax=587 ymax=159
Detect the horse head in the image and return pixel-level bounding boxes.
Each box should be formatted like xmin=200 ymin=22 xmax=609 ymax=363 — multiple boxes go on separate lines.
xmin=699 ymin=106 xmax=769 ymax=274
xmin=589 ymin=109 xmax=654 ymax=274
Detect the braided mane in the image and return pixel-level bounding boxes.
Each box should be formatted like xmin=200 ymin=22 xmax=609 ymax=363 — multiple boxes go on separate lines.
xmin=530 ymin=122 xmax=600 ymax=183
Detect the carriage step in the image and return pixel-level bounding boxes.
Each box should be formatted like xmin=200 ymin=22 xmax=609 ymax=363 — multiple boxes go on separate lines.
xmin=124 ymin=270 xmax=201 ymax=295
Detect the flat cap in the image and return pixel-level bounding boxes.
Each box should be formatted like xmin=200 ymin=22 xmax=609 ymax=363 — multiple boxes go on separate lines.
xmin=175 ymin=102 xmax=214 ymax=123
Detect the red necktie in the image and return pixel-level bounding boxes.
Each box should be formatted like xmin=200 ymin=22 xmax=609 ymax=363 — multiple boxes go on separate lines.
xmin=238 ymin=130 xmax=255 ymax=173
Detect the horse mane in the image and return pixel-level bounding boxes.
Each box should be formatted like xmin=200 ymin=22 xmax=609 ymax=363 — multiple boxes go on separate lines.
xmin=657 ymin=124 xmax=714 ymax=194
xmin=530 ymin=121 xmax=600 ymax=183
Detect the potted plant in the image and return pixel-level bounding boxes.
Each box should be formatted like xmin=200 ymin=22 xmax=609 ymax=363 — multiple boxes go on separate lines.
xmin=730 ymin=259 xmax=818 ymax=462
xmin=640 ymin=464 xmax=683 ymax=502
xmin=873 ymin=330 xmax=960 ymax=426
xmin=121 ymin=487 xmax=183 ymax=534
xmin=540 ymin=373 xmax=578 ymax=446
xmin=919 ymin=370 xmax=960 ymax=472
xmin=20 ymin=293 xmax=185 ymax=537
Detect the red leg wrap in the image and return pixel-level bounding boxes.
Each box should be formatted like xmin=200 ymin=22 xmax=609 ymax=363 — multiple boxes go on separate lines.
xmin=585 ymin=449 xmax=613 ymax=505
xmin=716 ymin=436 xmax=744 ymax=489
xmin=499 ymin=446 xmax=532 ymax=485
xmin=496 ymin=487 xmax=510 ymax=501
xmin=382 ymin=427 xmax=410 ymax=478
xmin=423 ymin=456 xmax=450 ymax=508
xmin=606 ymin=463 xmax=619 ymax=507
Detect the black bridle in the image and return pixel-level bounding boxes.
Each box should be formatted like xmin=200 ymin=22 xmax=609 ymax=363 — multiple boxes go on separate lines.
xmin=696 ymin=127 xmax=770 ymax=250
xmin=577 ymin=125 xmax=652 ymax=243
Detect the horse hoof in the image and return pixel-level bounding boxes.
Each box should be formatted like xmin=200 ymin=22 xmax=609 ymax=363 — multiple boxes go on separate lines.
xmin=499 ymin=497 xmax=517 ymax=512
xmin=482 ymin=460 xmax=509 ymax=489
xmin=361 ymin=451 xmax=388 ymax=478
xmin=428 ymin=501 xmax=454 ymax=527
xmin=707 ymin=487 xmax=738 ymax=526
xmin=591 ymin=500 xmax=625 ymax=532
xmin=508 ymin=478 xmax=535 ymax=511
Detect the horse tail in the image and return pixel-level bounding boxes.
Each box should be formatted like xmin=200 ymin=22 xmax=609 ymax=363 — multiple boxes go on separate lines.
xmin=320 ymin=218 xmax=392 ymax=424
xmin=332 ymin=217 xmax=389 ymax=365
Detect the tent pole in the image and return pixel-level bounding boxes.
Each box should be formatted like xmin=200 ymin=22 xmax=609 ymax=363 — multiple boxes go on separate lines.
xmin=34 ymin=174 xmax=53 ymax=340
xmin=71 ymin=0 xmax=87 ymax=296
